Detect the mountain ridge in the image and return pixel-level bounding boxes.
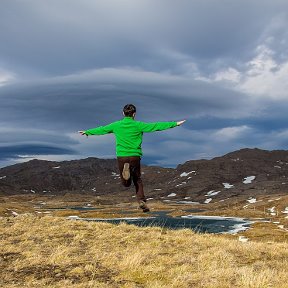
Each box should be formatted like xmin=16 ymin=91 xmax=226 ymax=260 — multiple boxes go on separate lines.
xmin=1 ymin=148 xmax=288 ymax=204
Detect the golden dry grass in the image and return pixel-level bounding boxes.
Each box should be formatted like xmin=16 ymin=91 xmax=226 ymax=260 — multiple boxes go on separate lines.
xmin=1 ymin=215 xmax=288 ymax=288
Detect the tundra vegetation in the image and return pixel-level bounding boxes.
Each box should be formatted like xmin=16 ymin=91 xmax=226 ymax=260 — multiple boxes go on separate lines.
xmin=1 ymin=199 xmax=288 ymax=288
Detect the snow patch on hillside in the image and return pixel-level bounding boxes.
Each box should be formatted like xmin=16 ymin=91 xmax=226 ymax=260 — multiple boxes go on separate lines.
xmin=282 ymin=207 xmax=288 ymax=214
xmin=268 ymin=207 xmax=276 ymax=216
xmin=180 ymin=171 xmax=196 ymax=177
xmin=205 ymin=190 xmax=221 ymax=196
xmin=204 ymin=198 xmax=212 ymax=204
xmin=176 ymin=182 xmax=186 ymax=187
xmin=167 ymin=193 xmax=177 ymax=197
xmin=243 ymin=176 xmax=255 ymax=184
xmin=247 ymin=197 xmax=257 ymax=203
xmin=223 ymin=183 xmax=234 ymax=189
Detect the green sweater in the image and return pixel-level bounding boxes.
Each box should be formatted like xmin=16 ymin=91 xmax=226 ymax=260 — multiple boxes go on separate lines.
xmin=84 ymin=117 xmax=178 ymax=157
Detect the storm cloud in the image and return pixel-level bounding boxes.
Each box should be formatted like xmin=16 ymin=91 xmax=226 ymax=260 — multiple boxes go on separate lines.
xmin=1 ymin=0 xmax=288 ymax=167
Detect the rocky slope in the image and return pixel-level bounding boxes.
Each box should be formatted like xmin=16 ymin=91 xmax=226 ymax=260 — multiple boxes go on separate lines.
xmin=1 ymin=148 xmax=288 ymax=203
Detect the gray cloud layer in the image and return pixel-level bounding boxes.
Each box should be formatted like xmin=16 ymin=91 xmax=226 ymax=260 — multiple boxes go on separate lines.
xmin=1 ymin=0 xmax=288 ymax=74
xmin=0 ymin=68 xmax=255 ymax=128
xmin=1 ymin=1 xmax=288 ymax=167
xmin=0 ymin=144 xmax=76 ymax=161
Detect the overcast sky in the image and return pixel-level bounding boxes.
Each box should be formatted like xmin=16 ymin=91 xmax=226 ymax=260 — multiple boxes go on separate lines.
xmin=1 ymin=0 xmax=288 ymax=168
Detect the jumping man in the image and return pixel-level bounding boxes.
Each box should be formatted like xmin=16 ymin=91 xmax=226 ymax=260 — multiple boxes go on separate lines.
xmin=79 ymin=104 xmax=186 ymax=212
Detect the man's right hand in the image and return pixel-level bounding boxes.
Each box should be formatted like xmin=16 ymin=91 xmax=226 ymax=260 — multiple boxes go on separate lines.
xmin=177 ymin=120 xmax=186 ymax=126
xmin=78 ymin=131 xmax=88 ymax=137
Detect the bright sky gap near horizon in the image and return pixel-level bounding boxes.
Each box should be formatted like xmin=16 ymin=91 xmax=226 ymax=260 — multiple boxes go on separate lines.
xmin=1 ymin=0 xmax=288 ymax=168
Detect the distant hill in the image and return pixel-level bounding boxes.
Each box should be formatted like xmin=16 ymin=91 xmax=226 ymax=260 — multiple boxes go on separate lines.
xmin=1 ymin=148 xmax=288 ymax=203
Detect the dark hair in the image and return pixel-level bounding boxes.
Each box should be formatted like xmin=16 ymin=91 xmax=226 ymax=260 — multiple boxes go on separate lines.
xmin=123 ymin=104 xmax=136 ymax=117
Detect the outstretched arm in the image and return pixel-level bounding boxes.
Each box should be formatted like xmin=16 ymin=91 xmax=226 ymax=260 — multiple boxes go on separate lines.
xmin=138 ymin=119 xmax=186 ymax=133
xmin=78 ymin=122 xmax=115 ymax=137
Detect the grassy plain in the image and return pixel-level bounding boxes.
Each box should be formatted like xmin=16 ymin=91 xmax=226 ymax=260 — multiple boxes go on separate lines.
xmin=1 ymin=194 xmax=288 ymax=287
xmin=1 ymin=214 xmax=288 ymax=288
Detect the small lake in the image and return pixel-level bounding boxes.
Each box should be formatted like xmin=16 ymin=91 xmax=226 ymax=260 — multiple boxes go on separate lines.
xmin=67 ymin=210 xmax=253 ymax=234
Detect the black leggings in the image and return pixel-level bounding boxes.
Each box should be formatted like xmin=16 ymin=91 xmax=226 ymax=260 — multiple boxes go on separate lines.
xmin=117 ymin=156 xmax=146 ymax=202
